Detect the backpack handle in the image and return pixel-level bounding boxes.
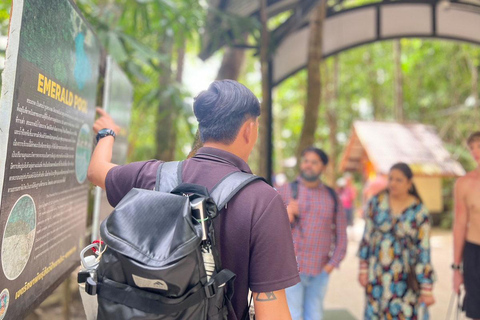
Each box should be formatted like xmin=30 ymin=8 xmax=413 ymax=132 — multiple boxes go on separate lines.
xmin=170 ymin=183 xmax=209 ymax=197
xmin=290 ymin=180 xmax=299 ymax=200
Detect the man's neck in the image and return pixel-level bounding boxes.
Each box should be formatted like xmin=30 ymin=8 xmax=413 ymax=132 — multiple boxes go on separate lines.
xmin=202 ymin=142 xmax=248 ymax=162
xmin=301 ymin=178 xmax=321 ymax=189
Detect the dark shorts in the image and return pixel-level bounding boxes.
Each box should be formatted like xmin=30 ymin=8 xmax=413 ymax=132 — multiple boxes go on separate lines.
xmin=345 ymin=208 xmax=354 ymax=226
xmin=464 ymin=241 xmax=480 ymax=319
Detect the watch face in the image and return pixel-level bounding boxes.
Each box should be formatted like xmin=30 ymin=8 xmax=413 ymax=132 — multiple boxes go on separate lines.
xmin=96 ymin=129 xmax=115 ymax=143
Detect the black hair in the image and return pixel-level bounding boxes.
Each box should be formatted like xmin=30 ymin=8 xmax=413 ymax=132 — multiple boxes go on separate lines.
xmin=301 ymin=147 xmax=329 ymax=165
xmin=193 ymin=80 xmax=261 ymax=144
xmin=389 ymin=162 xmax=423 ymax=203
xmin=467 ymin=131 xmax=480 ymax=146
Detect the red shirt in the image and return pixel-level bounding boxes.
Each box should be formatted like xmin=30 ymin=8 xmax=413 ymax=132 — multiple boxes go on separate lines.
xmin=277 ymin=180 xmax=347 ymax=276
xmin=339 ymin=185 xmax=355 ymax=210
xmin=105 ymin=147 xmax=300 ymax=320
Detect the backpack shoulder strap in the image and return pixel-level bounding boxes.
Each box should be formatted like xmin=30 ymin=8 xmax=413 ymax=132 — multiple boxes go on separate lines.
xmin=325 ymin=185 xmax=338 ymax=214
xmin=210 ymin=171 xmax=266 ymax=210
xmin=290 ymin=180 xmax=299 ymax=200
xmin=155 ymin=161 xmax=183 ymax=192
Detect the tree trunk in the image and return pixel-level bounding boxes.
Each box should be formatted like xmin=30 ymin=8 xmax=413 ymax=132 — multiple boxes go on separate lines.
xmin=393 ymin=39 xmax=404 ymax=122
xmin=156 ymin=34 xmax=175 ymax=161
xmin=62 ymin=278 xmax=71 ymax=320
xmin=155 ymin=36 xmax=186 ymax=161
xmin=176 ymin=39 xmax=186 ymax=83
xmin=472 ymin=62 xmax=479 ymax=106
xmin=258 ymin=0 xmax=271 ymax=180
xmin=326 ymin=56 xmax=339 ymax=186
xmin=166 ymin=39 xmax=186 ymax=159
xmin=466 ymin=50 xmax=479 ymax=119
xmin=188 ymin=37 xmax=249 ymax=159
xmin=296 ymin=2 xmax=326 ymax=161
xmin=365 ymin=51 xmax=381 ymax=119
xmin=216 ymin=34 xmax=248 ymax=80
xmin=273 ymin=109 xmax=284 ymax=176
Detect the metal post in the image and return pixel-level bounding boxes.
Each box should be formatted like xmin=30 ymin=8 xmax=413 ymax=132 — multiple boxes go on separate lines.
xmin=62 ymin=277 xmax=71 ymax=320
xmin=91 ymin=186 xmax=102 ymax=242
xmin=267 ymin=59 xmax=274 ymax=185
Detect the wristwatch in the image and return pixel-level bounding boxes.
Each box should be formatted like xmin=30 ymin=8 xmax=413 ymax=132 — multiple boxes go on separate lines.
xmin=96 ymin=128 xmax=116 ymax=143
xmin=451 ymin=263 xmax=462 ymax=271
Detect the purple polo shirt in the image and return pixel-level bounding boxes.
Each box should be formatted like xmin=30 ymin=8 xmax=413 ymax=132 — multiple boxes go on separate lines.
xmin=105 ymin=147 xmax=300 ymax=320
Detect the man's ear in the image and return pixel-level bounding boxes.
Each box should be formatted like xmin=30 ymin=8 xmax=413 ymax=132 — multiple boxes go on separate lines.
xmin=243 ymin=119 xmax=257 ymax=144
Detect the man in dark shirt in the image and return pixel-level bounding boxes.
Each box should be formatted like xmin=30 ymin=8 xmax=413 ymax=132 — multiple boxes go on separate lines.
xmin=87 ymin=80 xmax=300 ymax=320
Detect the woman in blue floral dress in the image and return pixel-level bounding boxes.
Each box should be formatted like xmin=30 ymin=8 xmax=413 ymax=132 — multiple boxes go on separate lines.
xmin=358 ymin=163 xmax=435 ymax=320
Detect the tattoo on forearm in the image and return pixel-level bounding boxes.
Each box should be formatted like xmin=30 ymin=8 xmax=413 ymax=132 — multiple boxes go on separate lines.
xmin=255 ymin=292 xmax=277 ymax=302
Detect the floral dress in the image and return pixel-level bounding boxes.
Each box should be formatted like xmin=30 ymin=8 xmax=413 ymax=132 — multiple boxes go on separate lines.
xmin=358 ymin=192 xmax=435 ymax=320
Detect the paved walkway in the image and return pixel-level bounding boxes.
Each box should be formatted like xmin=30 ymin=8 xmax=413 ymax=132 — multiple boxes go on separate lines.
xmin=323 ymin=219 xmax=461 ymax=320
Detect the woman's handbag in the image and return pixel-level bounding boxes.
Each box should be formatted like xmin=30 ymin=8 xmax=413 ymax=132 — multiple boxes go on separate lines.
xmin=405 ymin=259 xmax=421 ymax=293
xmin=403 ymin=235 xmax=421 ymax=293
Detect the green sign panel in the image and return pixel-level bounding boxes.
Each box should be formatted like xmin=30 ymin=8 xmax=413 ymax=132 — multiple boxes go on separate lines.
xmin=0 ymin=0 xmax=100 ymax=318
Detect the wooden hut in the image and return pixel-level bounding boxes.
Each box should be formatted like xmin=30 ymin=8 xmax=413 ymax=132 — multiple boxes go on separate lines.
xmin=340 ymin=121 xmax=465 ymax=214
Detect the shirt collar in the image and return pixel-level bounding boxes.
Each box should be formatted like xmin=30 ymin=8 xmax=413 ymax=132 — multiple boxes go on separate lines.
xmin=194 ymin=147 xmax=252 ymax=174
xmin=378 ymin=191 xmax=421 ymax=211
xmin=296 ymin=176 xmax=324 ymax=189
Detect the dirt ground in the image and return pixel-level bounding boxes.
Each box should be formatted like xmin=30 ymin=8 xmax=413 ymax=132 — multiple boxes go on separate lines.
xmin=25 ymin=221 xmax=468 ymax=320
xmin=25 ymin=272 xmax=87 ymax=320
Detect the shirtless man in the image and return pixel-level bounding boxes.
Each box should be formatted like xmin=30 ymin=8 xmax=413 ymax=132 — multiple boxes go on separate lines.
xmin=453 ymin=131 xmax=480 ymax=320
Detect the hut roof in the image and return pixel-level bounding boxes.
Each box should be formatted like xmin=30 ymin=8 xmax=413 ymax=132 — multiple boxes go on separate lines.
xmin=340 ymin=121 xmax=466 ymax=177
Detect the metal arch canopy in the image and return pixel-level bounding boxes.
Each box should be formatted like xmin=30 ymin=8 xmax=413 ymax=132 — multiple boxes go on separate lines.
xmin=199 ymin=0 xmax=320 ymax=60
xmin=273 ymin=0 xmax=480 ymax=86
xmin=211 ymin=0 xmax=301 ymax=17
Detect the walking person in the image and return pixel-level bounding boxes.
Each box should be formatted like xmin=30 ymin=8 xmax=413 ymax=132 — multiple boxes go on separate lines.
xmin=453 ymin=132 xmax=480 ymax=320
xmin=338 ymin=173 xmax=357 ymax=226
xmin=358 ymin=163 xmax=435 ymax=320
xmin=277 ymin=147 xmax=347 ymax=320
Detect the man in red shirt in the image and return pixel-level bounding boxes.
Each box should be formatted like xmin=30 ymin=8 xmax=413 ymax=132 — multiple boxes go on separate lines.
xmin=277 ymin=147 xmax=347 ymax=320
xmin=87 ymin=80 xmax=300 ymax=320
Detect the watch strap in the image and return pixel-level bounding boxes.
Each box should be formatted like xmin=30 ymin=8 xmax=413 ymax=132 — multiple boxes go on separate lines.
xmin=96 ymin=128 xmax=116 ymax=143
xmin=451 ymin=263 xmax=462 ymax=270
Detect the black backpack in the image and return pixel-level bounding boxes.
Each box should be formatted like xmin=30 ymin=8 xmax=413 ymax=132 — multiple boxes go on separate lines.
xmin=83 ymin=161 xmax=264 ymax=319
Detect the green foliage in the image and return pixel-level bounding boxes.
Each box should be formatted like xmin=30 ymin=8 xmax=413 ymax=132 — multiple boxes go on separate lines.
xmin=0 ymin=0 xmax=12 ymax=88
xmin=201 ymin=7 xmax=260 ymax=58
xmin=1 ymin=0 xmax=478 ymax=183
xmin=77 ymin=0 xmax=204 ymax=161
xmin=328 ymin=0 xmax=382 ymax=12
xmin=0 ymin=1 xmax=10 ymax=31
xmin=268 ymin=39 xmax=479 ymax=181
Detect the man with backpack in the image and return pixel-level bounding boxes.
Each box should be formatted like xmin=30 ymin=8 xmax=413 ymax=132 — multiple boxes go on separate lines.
xmin=277 ymin=147 xmax=347 ymax=320
xmin=87 ymin=80 xmax=299 ymax=320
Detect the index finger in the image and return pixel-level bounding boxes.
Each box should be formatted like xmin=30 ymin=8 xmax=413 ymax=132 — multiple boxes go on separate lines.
xmin=96 ymin=107 xmax=108 ymax=116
